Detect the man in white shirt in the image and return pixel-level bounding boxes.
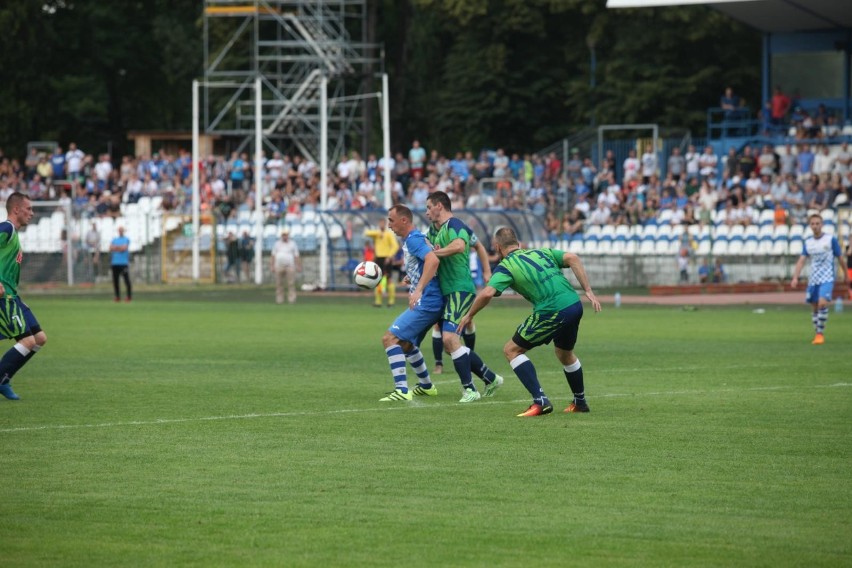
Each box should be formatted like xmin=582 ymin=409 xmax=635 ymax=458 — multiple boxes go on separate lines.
xmin=812 ymin=145 xmax=834 ymax=177
xmin=266 ymin=151 xmax=285 ymax=184
xmin=94 ymin=154 xmax=113 ymax=191
xmin=270 ymin=230 xmax=301 ymax=304
xmin=622 ymin=149 xmax=640 ymax=184
xmin=65 ymin=142 xmax=85 ymax=180
xmin=640 ymin=146 xmax=657 ymax=184
xmin=587 ymin=202 xmax=611 ymax=226
xmin=834 ymin=142 xmax=850 ymax=176
xmin=685 ymin=144 xmax=700 ymax=180
xmin=698 ymin=146 xmax=718 ymax=180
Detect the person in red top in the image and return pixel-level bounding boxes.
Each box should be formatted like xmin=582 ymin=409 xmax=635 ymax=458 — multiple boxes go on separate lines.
xmin=770 ymin=86 xmax=791 ymax=130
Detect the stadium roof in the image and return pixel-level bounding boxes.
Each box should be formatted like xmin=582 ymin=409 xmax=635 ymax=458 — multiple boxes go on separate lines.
xmin=606 ymin=0 xmax=852 ymax=32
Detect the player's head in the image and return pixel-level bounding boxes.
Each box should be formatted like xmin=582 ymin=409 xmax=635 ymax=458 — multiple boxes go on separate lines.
xmin=492 ymin=227 xmax=519 ymax=259
xmin=6 ymin=192 xmax=33 ymax=228
xmin=425 ymin=191 xmax=451 ymax=224
xmin=808 ymin=213 xmax=823 ymax=236
xmin=387 ymin=204 xmax=413 ymax=238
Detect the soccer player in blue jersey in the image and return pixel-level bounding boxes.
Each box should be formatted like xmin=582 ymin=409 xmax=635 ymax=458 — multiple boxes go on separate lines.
xmin=0 ymin=192 xmax=48 ymax=400
xmin=378 ymin=205 xmax=443 ymax=401
xmin=426 ymin=191 xmax=504 ymax=402
xmin=790 ymin=214 xmax=848 ymax=344
xmin=458 ymin=227 xmax=601 ymax=417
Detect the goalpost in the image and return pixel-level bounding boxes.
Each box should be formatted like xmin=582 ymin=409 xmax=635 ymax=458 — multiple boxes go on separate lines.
xmin=17 ymin=200 xmax=76 ymax=287
xmin=191 ymin=72 xmax=392 ymax=289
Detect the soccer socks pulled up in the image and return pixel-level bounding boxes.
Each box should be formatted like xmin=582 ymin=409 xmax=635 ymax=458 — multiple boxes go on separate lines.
xmin=431 ymin=329 xmax=443 ymax=367
xmin=451 ymin=346 xmax=475 ymax=390
xmin=404 ymin=346 xmax=432 ymax=387
xmin=510 ymin=354 xmax=547 ymax=404
xmin=374 ymin=276 xmax=386 ymax=306
xmin=387 ymin=279 xmax=396 ymax=306
xmin=385 ymin=345 xmax=409 ymax=391
xmin=563 ymin=359 xmax=586 ymax=404
xmin=24 ymin=344 xmax=41 ymax=365
xmin=468 ymin=350 xmax=497 ymax=383
xmin=0 ymin=343 xmax=30 ymax=384
xmin=816 ymin=307 xmax=828 ymax=334
xmin=462 ymin=323 xmax=476 ymax=351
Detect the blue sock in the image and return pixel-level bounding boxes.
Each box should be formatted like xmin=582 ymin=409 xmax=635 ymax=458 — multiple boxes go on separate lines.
xmin=468 ymin=350 xmax=496 ymax=383
xmin=816 ymin=308 xmax=828 ymax=334
xmin=385 ymin=345 xmax=409 ymax=391
xmin=405 ymin=347 xmax=431 ymax=386
xmin=451 ymin=347 xmax=475 ymax=390
xmin=0 ymin=343 xmax=30 ymax=384
xmin=563 ymin=359 xmax=586 ymax=403
xmin=510 ymin=354 xmax=547 ymax=404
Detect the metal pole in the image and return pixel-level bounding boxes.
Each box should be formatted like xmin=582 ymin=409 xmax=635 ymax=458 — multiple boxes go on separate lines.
xmin=320 ymin=74 xmax=329 ymax=289
xmin=381 ymin=73 xmax=392 ymax=210
xmin=65 ymin=200 xmax=74 ymax=286
xmin=254 ymin=76 xmax=263 ymax=285
xmin=192 ymin=79 xmax=200 ymax=282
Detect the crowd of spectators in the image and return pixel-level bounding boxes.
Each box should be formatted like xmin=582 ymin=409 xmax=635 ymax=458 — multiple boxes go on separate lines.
xmin=548 ymin=140 xmax=851 ymax=240
xmin=0 ymin=132 xmax=850 ymax=244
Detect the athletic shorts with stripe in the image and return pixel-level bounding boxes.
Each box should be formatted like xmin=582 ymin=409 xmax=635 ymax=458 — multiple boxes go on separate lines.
xmin=0 ymin=296 xmax=41 ymax=341
xmin=440 ymin=291 xmax=474 ymax=335
xmin=512 ymin=302 xmax=584 ymax=351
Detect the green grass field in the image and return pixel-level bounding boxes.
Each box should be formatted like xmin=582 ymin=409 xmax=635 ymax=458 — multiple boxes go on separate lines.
xmin=1 ymin=289 xmax=850 ymax=567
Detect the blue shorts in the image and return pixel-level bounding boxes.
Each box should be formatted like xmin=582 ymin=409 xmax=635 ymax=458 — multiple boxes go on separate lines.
xmin=0 ymin=296 xmax=41 ymax=340
xmin=512 ymin=302 xmax=584 ymax=351
xmin=805 ymin=282 xmax=834 ymax=304
xmin=389 ymin=304 xmax=443 ymax=346
xmin=441 ymin=291 xmax=475 ymax=334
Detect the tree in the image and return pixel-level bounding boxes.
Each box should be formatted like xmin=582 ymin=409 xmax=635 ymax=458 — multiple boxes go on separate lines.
xmin=0 ymin=1 xmax=759 ymax=160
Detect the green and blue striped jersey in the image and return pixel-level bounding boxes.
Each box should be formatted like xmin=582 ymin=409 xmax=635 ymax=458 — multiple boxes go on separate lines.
xmin=427 ymin=217 xmax=476 ymax=295
xmin=0 ymin=221 xmax=22 ymax=297
xmin=488 ymin=248 xmax=580 ymax=313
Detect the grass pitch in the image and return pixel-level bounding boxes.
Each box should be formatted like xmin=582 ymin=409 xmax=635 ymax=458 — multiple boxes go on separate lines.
xmin=1 ymin=289 xmax=850 ymax=567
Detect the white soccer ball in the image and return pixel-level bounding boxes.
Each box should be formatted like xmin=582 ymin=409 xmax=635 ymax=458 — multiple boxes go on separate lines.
xmin=354 ymin=260 xmax=383 ymax=289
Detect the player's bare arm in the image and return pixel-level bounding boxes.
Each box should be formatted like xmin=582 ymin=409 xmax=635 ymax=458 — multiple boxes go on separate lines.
xmin=473 ymin=240 xmax=492 ymax=282
xmin=432 ymin=237 xmax=466 ymax=258
xmin=457 ymin=286 xmax=496 ymax=334
xmin=790 ymin=255 xmax=807 ymax=288
xmin=562 ymin=252 xmax=602 ymax=312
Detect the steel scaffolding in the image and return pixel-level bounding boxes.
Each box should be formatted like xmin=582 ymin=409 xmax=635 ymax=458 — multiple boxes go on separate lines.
xmin=202 ymin=0 xmax=382 ymax=164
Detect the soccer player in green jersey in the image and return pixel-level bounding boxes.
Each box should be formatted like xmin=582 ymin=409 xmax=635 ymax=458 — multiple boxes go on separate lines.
xmin=458 ymin=227 xmax=601 ymax=417
xmin=0 ymin=192 xmax=48 ymax=400
xmin=425 ymin=191 xmax=504 ymax=402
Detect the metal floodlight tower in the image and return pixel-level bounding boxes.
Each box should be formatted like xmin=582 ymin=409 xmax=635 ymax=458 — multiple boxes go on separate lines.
xmin=202 ymin=0 xmax=382 ymax=164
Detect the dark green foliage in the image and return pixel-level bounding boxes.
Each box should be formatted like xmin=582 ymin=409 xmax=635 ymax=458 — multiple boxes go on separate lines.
xmin=0 ymin=0 xmax=758 ymax=158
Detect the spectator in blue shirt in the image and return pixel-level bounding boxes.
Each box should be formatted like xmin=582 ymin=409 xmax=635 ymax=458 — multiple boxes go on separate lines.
xmin=449 ymin=152 xmax=469 ymax=183
xmin=796 ymin=144 xmax=814 ymax=180
xmin=110 ymin=226 xmax=132 ymax=302
xmin=50 ymin=147 xmax=66 ymax=180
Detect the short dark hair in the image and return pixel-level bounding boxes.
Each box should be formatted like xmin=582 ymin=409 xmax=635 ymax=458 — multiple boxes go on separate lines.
xmin=6 ymin=191 xmax=30 ymax=214
xmin=389 ymin=204 xmax=413 ymax=222
xmin=426 ymin=190 xmax=451 ymax=211
xmin=494 ymin=227 xmax=519 ymax=249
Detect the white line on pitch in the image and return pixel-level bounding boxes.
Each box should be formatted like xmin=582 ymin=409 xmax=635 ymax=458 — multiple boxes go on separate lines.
xmin=0 ymin=382 xmax=849 ymax=434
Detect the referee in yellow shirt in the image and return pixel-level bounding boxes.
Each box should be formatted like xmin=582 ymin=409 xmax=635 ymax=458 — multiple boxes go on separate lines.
xmin=364 ymin=218 xmax=400 ymax=307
